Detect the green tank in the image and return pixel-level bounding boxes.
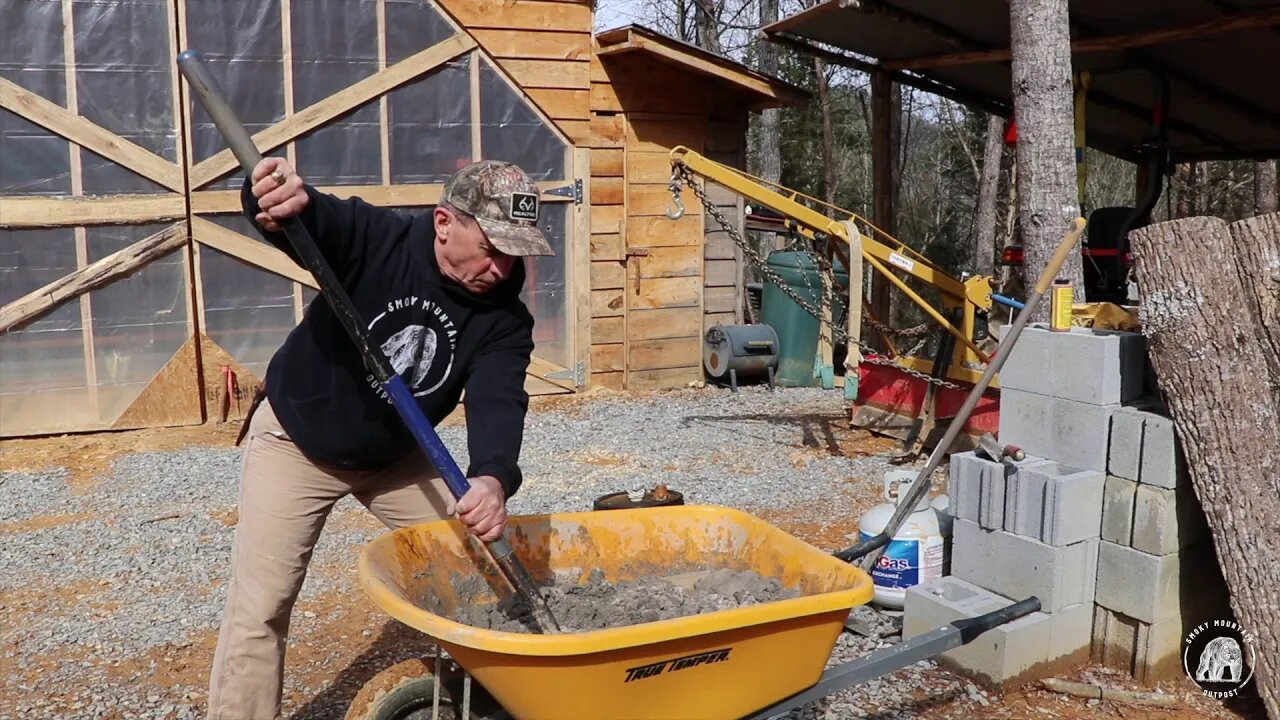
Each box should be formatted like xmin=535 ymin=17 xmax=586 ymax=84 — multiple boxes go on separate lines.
xmin=759 ymin=250 xmax=849 ymax=388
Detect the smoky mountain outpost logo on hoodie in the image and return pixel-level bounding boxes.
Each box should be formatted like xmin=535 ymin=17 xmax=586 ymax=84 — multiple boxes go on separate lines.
xmin=365 ymin=295 xmax=458 ymax=401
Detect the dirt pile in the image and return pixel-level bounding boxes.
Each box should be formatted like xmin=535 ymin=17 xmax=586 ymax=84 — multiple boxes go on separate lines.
xmin=449 ymin=568 xmax=802 ymax=633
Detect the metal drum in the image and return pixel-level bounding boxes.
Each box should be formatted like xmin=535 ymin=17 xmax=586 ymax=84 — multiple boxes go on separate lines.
xmin=702 ymin=323 xmax=779 ymax=392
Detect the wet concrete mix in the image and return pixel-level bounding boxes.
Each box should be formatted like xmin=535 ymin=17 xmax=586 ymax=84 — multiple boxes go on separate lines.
xmin=448 ymin=568 xmax=803 ymax=633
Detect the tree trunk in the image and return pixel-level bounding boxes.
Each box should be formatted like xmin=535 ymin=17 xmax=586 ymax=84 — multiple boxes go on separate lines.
xmin=755 ymin=0 xmax=780 ymax=261
xmin=871 ymin=71 xmax=899 ymax=332
xmin=1256 ymin=161 xmax=1277 ymax=216
xmin=815 ymin=57 xmax=836 ymax=209
xmin=1226 ymin=212 xmax=1280 ymax=406
xmin=975 ymin=114 xmax=1005 ymax=277
xmin=1009 ymin=0 xmax=1083 ymax=316
xmin=1129 ymin=216 xmax=1280 ymax=720
xmin=694 ymin=0 xmax=721 ymax=54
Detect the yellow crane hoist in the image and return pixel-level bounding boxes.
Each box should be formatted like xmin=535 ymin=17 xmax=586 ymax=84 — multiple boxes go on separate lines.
xmin=664 ymin=145 xmax=999 ymax=391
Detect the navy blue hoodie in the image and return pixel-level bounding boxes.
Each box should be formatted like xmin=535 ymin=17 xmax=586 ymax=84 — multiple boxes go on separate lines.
xmin=241 ymin=179 xmax=535 ymax=498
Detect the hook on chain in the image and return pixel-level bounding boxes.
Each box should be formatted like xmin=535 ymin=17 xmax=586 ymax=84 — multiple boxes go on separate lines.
xmin=665 ymin=165 xmax=686 ymax=220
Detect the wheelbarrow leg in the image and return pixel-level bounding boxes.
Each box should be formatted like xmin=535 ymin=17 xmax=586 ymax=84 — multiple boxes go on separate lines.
xmin=743 ymin=597 xmax=1041 ymax=720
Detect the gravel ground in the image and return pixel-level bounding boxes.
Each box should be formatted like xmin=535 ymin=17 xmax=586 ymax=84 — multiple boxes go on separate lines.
xmin=0 ymin=385 xmax=1244 ymax=720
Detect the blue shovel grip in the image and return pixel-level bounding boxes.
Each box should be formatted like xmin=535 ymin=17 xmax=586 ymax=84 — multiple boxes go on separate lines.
xmin=384 ymin=376 xmax=472 ymax=500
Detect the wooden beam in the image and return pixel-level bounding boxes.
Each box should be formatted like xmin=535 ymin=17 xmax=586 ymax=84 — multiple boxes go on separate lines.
xmin=0 ymin=194 xmax=186 ymax=227
xmin=190 ymin=216 xmax=318 ymax=288
xmin=527 ymin=355 xmax=578 ymax=391
xmin=763 ymin=32 xmax=1012 ymax=117
xmin=886 ymin=7 xmax=1280 ymax=71
xmin=0 ymin=224 xmax=188 ymax=333
xmin=597 ymin=34 xmax=796 ymax=104
xmin=191 ymin=180 xmax=574 ymax=214
xmin=0 ymin=77 xmax=184 ymax=193
xmin=188 ymin=33 xmax=477 ymax=189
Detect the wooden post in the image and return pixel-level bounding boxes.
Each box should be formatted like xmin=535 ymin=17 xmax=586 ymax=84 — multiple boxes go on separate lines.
xmin=870 ymin=70 xmax=897 ymax=340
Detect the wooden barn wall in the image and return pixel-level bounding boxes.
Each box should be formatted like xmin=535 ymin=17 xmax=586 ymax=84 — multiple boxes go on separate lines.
xmin=435 ymin=0 xmax=593 ymax=144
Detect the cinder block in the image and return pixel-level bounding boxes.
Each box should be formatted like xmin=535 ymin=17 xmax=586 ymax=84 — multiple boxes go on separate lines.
xmin=1003 ymin=459 xmax=1049 ymax=537
xmin=1094 ymin=539 xmax=1223 ymax=623
xmin=1138 ymin=414 xmax=1189 ymax=488
xmin=997 ymin=325 xmax=1147 ymax=405
xmin=948 ymin=452 xmax=985 ymax=523
xmin=1131 ymin=485 xmax=1208 ymax=556
xmin=903 ymin=576 xmax=1092 ymax=690
xmin=951 ymin=519 xmax=1100 ymax=612
xmin=998 ymin=389 xmax=1116 ymax=473
xmin=1092 ymin=593 xmax=1234 ymax=683
xmin=1107 ymin=407 xmax=1145 ymax=481
xmin=1029 ymin=461 xmax=1105 ymax=546
xmin=980 ymin=460 xmax=1008 ymax=530
xmin=1101 ymin=476 xmax=1138 ymax=545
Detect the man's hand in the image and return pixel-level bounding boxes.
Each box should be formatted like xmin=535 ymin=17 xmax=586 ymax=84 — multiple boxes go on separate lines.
xmin=455 ymin=476 xmax=508 ymax=542
xmin=250 ymin=156 xmax=307 ymax=233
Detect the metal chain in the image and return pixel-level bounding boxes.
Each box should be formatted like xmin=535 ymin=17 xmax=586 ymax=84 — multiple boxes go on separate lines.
xmin=670 ymin=164 xmax=962 ymax=390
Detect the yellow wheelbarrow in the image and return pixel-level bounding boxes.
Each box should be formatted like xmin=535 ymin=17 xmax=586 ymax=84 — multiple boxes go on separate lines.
xmin=348 ymin=505 xmax=1038 ymax=720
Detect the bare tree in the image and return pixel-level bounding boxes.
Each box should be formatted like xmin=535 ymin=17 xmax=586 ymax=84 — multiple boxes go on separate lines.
xmin=1009 ymin=0 xmax=1084 ymax=312
xmin=1256 ymin=160 xmax=1277 ymax=216
xmin=694 ymin=0 xmax=722 ymax=53
xmin=757 ymin=0 xmax=781 ymax=188
xmin=974 ymin=115 xmax=1005 ymax=277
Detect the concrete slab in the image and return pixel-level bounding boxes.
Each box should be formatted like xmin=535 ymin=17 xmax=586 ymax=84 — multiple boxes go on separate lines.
xmin=1139 ymin=413 xmax=1190 ymax=489
xmin=1030 ymin=462 xmax=1105 ymax=546
xmin=1094 ymin=539 xmax=1223 ymax=624
xmin=1107 ymin=407 xmax=1145 ymax=481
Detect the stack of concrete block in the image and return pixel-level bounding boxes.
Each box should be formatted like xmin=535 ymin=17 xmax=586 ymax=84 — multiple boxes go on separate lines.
xmin=904 ymin=324 xmax=1228 ymax=691
xmin=1094 ymin=401 xmax=1228 ymax=682
xmin=912 ymin=449 xmax=1102 ymax=689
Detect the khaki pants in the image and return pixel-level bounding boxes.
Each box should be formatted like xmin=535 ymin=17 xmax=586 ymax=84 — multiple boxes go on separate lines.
xmin=207 ymin=399 xmax=453 ymax=720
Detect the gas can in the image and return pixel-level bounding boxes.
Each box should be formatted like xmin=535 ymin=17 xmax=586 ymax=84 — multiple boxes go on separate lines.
xmin=856 ymin=470 xmax=950 ymax=609
xmin=1049 ymin=278 xmax=1073 ymax=331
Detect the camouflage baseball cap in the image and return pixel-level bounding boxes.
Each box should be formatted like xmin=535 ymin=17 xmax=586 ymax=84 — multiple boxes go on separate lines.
xmin=441 ymin=160 xmax=554 ymax=256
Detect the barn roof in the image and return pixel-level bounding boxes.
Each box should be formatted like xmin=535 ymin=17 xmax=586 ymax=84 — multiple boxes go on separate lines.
xmin=762 ymin=0 xmax=1280 ymax=163
xmin=596 ymin=24 xmax=810 ymax=109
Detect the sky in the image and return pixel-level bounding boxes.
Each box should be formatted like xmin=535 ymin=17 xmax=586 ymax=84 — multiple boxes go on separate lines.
xmin=592 ymin=0 xmax=651 ymax=32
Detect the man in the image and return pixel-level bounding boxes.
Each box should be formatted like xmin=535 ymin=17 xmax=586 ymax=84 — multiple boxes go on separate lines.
xmin=206 ymin=156 xmax=553 ymax=720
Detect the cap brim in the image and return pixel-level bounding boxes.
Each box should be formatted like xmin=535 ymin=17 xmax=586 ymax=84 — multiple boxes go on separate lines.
xmin=476 ymin=216 xmax=555 ymax=257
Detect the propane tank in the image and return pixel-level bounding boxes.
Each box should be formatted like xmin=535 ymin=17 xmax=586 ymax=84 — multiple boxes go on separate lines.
xmin=857 ymin=469 xmax=951 ymax=609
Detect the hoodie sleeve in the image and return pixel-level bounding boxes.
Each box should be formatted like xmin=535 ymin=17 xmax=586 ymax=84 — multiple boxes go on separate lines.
xmin=241 ymin=176 xmax=409 ymax=283
xmin=462 ymin=307 xmax=536 ymax=499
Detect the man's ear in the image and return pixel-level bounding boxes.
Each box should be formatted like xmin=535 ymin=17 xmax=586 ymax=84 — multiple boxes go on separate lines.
xmin=433 ymin=206 xmax=450 ymax=241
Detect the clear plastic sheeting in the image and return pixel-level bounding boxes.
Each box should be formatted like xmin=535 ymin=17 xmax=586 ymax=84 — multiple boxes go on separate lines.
xmin=292 ymin=0 xmax=380 ymax=186
xmin=72 ymin=0 xmax=176 ymax=195
xmin=0 ymin=228 xmax=90 ymax=435
xmin=479 ymin=58 xmax=568 ymax=181
xmin=388 ymin=55 xmax=472 ymax=184
xmin=0 ymin=0 xmax=70 ymax=195
xmin=522 ymin=204 xmax=570 ymax=367
xmin=386 ymin=0 xmax=456 ymax=64
xmin=87 ymin=223 xmax=191 ymax=421
xmin=198 ymin=216 xmax=296 ymax=380
xmin=185 ymin=0 xmax=285 ymax=190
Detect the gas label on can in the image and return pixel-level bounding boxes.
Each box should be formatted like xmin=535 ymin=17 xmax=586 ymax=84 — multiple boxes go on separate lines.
xmin=859 ymin=532 xmax=944 ymax=588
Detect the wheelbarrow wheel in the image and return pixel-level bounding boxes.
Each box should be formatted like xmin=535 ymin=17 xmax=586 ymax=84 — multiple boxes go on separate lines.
xmin=345 ymin=657 xmax=503 ymax=720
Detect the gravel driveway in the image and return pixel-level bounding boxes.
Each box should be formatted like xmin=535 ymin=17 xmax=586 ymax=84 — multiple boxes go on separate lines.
xmin=0 ymin=385 xmax=1239 ymax=720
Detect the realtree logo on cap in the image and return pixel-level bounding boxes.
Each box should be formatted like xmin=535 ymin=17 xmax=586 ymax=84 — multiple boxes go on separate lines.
xmin=510 ymin=191 xmax=538 ymax=221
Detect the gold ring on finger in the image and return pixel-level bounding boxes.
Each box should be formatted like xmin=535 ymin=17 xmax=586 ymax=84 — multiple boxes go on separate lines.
xmin=270 ymin=169 xmax=286 ymax=187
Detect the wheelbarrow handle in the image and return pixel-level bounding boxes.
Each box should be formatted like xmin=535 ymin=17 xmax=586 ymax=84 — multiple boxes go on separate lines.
xmin=951 ymin=596 xmax=1041 ymax=643
xmin=177 ymin=50 xmax=560 ymax=634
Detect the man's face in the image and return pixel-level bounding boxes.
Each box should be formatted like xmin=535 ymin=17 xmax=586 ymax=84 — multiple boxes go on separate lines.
xmin=433 ymin=205 xmax=516 ymax=294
